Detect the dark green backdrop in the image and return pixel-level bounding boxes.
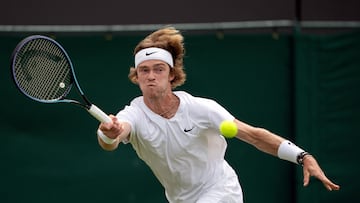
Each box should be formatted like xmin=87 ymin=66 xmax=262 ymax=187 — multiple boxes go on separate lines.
xmin=1 ymin=30 xmax=358 ymax=202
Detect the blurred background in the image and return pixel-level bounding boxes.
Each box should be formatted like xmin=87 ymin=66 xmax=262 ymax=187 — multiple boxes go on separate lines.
xmin=1 ymin=0 xmax=359 ymax=202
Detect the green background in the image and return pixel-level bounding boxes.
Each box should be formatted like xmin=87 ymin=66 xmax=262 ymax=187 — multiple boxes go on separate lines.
xmin=1 ymin=30 xmax=359 ymax=202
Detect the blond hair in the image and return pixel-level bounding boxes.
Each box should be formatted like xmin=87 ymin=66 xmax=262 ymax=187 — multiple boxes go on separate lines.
xmin=128 ymin=27 xmax=186 ymax=89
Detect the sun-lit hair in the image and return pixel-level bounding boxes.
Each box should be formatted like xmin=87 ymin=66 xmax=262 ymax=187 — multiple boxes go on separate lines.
xmin=128 ymin=27 xmax=186 ymax=89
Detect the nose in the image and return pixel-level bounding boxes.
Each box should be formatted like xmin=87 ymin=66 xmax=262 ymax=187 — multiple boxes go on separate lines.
xmin=147 ymin=70 xmax=156 ymax=80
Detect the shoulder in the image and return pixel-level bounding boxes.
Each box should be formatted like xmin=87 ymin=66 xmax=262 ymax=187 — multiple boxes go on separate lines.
xmin=117 ymin=96 xmax=144 ymax=117
xmin=175 ymin=91 xmax=222 ymax=110
xmin=129 ymin=95 xmax=144 ymax=107
xmin=175 ymin=91 xmax=220 ymax=107
xmin=174 ymin=91 xmax=234 ymax=128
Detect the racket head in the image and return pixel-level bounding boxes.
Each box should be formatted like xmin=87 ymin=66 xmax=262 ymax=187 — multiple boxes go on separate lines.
xmin=11 ymin=35 xmax=76 ymax=103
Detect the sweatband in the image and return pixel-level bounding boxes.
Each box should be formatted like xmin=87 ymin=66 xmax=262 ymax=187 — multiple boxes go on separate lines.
xmin=135 ymin=47 xmax=174 ymax=68
xmin=97 ymin=129 xmax=117 ymax=145
xmin=277 ymin=140 xmax=305 ymax=164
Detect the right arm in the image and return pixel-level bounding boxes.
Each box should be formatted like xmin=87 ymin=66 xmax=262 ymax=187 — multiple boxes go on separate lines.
xmin=97 ymin=115 xmax=131 ymax=151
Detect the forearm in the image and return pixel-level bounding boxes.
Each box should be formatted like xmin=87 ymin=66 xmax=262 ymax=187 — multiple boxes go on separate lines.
xmin=234 ymin=119 xmax=284 ymax=156
xmin=241 ymin=127 xmax=284 ymax=156
xmin=234 ymin=119 xmax=310 ymax=165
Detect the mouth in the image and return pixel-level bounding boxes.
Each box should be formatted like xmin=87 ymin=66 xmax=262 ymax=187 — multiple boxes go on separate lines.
xmin=147 ymin=83 xmax=157 ymax=87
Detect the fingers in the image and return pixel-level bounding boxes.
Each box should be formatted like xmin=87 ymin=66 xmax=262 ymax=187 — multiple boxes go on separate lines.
xmin=322 ymin=177 xmax=341 ymax=191
xmin=98 ymin=115 xmax=123 ymax=139
xmin=330 ymin=183 xmax=340 ymax=191
xmin=302 ymin=156 xmax=340 ymax=191
xmin=99 ymin=115 xmax=118 ymax=130
xmin=110 ymin=115 xmax=118 ymax=122
xmin=303 ymin=170 xmax=340 ymax=191
xmin=314 ymin=171 xmax=340 ymax=191
xmin=303 ymin=169 xmax=310 ymax=187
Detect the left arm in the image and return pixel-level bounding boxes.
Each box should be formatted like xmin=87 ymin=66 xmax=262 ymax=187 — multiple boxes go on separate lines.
xmin=233 ymin=119 xmax=284 ymax=156
xmin=233 ymin=119 xmax=340 ymax=191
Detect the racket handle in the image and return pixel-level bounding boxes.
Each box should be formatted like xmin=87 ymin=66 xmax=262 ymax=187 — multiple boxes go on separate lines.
xmin=87 ymin=104 xmax=112 ymax=123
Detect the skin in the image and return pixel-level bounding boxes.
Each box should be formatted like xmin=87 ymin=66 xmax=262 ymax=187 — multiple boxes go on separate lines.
xmin=98 ymin=59 xmax=340 ymax=191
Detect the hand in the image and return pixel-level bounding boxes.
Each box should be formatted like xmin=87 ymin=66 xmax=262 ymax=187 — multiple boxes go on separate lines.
xmin=302 ymin=155 xmax=340 ymax=191
xmin=98 ymin=115 xmax=123 ymax=139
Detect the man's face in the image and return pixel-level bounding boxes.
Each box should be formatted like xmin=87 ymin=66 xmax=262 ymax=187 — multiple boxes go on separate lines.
xmin=136 ymin=60 xmax=174 ymax=99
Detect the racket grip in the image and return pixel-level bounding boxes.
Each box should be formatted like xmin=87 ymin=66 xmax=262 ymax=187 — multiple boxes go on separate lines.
xmin=87 ymin=104 xmax=112 ymax=123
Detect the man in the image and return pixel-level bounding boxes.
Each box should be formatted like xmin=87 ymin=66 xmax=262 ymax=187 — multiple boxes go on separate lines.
xmin=97 ymin=27 xmax=340 ymax=203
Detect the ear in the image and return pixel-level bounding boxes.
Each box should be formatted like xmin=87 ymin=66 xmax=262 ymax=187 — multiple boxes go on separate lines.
xmin=169 ymin=70 xmax=175 ymax=82
xmin=135 ymin=75 xmax=139 ymax=83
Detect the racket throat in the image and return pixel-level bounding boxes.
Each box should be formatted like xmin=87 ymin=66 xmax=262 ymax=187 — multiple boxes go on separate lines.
xmin=80 ymin=94 xmax=92 ymax=108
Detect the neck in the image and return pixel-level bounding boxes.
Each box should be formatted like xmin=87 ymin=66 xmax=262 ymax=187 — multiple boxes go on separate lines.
xmin=144 ymin=92 xmax=179 ymax=118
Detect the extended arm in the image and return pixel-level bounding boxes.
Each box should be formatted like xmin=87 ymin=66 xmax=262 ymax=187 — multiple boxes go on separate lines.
xmin=233 ymin=119 xmax=340 ymax=191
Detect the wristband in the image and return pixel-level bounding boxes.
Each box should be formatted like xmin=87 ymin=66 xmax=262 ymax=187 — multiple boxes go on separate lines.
xmin=277 ymin=140 xmax=305 ymax=165
xmin=97 ymin=129 xmax=117 ymax=144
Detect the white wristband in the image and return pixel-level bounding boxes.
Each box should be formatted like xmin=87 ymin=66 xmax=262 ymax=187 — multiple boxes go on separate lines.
xmin=277 ymin=140 xmax=305 ymax=164
xmin=97 ymin=129 xmax=117 ymax=145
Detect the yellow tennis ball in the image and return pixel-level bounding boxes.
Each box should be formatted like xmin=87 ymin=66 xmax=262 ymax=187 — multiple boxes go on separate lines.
xmin=219 ymin=120 xmax=238 ymax=138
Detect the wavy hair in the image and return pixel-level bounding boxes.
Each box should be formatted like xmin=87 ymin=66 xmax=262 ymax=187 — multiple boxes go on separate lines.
xmin=128 ymin=27 xmax=186 ymax=89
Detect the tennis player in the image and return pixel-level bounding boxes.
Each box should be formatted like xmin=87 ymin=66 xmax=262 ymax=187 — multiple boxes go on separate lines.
xmin=97 ymin=27 xmax=340 ymax=202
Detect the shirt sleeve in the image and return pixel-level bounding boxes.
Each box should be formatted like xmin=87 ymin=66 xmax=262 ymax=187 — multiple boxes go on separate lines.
xmin=116 ymin=104 xmax=140 ymax=144
xmin=208 ymin=100 xmax=235 ymax=127
xmin=194 ymin=97 xmax=235 ymax=131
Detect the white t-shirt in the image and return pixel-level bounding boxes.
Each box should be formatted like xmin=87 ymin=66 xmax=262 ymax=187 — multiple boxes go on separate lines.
xmin=117 ymin=91 xmax=243 ymax=203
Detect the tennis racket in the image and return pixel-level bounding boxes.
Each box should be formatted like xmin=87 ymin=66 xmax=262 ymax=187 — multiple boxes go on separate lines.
xmin=10 ymin=35 xmax=112 ymax=123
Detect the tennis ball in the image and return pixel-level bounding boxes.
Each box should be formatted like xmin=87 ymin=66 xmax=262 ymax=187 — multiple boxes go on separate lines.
xmin=219 ymin=120 xmax=238 ymax=138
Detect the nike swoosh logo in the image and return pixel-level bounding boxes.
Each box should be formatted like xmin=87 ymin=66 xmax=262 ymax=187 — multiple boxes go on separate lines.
xmin=145 ymin=51 xmax=157 ymax=56
xmin=184 ymin=127 xmax=194 ymax=132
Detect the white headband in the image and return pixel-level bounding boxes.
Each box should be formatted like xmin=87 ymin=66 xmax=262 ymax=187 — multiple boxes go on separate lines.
xmin=135 ymin=47 xmax=174 ymax=68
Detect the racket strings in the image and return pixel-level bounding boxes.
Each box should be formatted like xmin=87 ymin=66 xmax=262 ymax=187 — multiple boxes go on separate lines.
xmin=14 ymin=38 xmax=72 ymax=101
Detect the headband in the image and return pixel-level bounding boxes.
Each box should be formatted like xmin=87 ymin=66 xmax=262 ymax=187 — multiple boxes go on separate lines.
xmin=135 ymin=47 xmax=174 ymax=68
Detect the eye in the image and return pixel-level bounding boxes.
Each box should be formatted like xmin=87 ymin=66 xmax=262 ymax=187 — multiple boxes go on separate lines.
xmin=138 ymin=67 xmax=150 ymax=74
xmin=153 ymin=64 xmax=168 ymax=73
xmin=154 ymin=67 xmax=164 ymax=73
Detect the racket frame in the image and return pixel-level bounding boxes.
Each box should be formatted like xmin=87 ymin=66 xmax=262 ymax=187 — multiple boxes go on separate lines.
xmin=10 ymin=35 xmax=111 ymax=123
xmin=11 ymin=35 xmax=92 ymax=108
